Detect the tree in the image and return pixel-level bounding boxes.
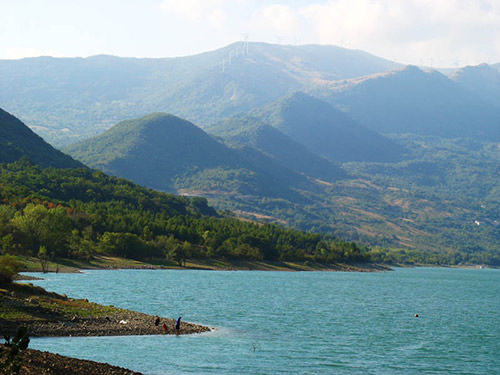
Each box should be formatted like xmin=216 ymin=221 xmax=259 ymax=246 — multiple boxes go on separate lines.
xmin=0 ymin=326 xmax=30 ymax=375
xmin=11 ymin=204 xmax=72 ymax=257
xmin=38 ymin=246 xmax=49 ymax=273
xmin=97 ymin=232 xmax=156 ymax=259
xmin=171 ymin=243 xmax=186 ymax=266
xmin=11 ymin=204 xmax=49 ymax=254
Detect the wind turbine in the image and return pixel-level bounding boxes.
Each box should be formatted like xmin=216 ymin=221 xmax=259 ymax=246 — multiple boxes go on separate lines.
xmin=242 ymin=33 xmax=249 ymax=54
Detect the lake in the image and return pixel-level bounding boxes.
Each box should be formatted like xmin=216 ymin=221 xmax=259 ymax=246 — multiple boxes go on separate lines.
xmin=24 ymin=267 xmax=499 ymax=374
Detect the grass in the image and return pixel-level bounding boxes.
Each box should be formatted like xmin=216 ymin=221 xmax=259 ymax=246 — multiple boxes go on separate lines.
xmin=14 ymin=254 xmax=386 ymax=274
xmin=0 ymin=282 xmax=126 ymax=322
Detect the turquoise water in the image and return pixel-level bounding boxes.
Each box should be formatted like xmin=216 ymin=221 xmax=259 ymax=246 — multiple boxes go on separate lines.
xmin=24 ymin=268 xmax=499 ymax=374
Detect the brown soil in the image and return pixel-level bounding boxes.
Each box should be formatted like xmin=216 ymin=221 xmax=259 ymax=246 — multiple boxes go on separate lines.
xmin=1 ymin=345 xmax=142 ymax=375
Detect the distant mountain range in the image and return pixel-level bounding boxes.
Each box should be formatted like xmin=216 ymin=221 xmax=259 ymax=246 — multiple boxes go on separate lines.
xmin=249 ymin=92 xmax=405 ymax=162
xmin=0 ymin=42 xmax=397 ymax=146
xmin=0 ymin=108 xmax=81 ymax=168
xmin=310 ymin=65 xmax=500 ymax=139
xmin=449 ymin=63 xmax=500 ymax=106
xmin=2 ymin=42 xmax=499 ymax=146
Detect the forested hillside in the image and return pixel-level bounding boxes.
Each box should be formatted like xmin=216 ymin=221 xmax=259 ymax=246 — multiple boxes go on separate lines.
xmin=0 ymin=160 xmax=367 ymax=264
xmin=60 ymin=111 xmax=500 ymax=265
xmin=0 ymin=43 xmax=396 ymax=146
xmin=0 ymin=108 xmax=82 ymax=168
xmin=63 ymin=112 xmax=314 ymax=201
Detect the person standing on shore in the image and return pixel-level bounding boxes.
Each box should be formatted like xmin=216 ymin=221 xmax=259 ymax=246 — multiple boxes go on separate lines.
xmin=175 ymin=317 xmax=182 ymax=332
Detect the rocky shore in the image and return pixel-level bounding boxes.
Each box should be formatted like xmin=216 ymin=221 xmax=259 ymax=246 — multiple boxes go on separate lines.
xmin=0 ymin=283 xmax=211 ymax=337
xmin=1 ymin=345 xmax=143 ymax=375
xmin=1 ymin=311 xmax=211 ymax=337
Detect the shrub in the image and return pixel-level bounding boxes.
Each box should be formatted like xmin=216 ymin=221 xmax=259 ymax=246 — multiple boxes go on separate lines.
xmin=0 ymin=255 xmax=23 ymax=285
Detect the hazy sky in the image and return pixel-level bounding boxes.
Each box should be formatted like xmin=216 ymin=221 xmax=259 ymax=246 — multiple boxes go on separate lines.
xmin=1 ymin=0 xmax=499 ymax=67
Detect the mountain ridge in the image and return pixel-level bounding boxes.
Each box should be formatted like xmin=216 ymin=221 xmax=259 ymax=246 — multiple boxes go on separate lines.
xmin=0 ymin=108 xmax=82 ymax=168
xmin=249 ymin=92 xmax=405 ymax=163
xmin=63 ymin=112 xmax=312 ymax=201
xmin=449 ymin=63 xmax=500 ymax=106
xmin=310 ymin=65 xmax=500 ymax=139
xmin=207 ymin=115 xmax=347 ymax=182
xmin=0 ymin=42 xmax=398 ymax=146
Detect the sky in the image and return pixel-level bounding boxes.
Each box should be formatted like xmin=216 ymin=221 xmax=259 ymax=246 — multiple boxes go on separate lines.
xmin=1 ymin=0 xmax=499 ymax=67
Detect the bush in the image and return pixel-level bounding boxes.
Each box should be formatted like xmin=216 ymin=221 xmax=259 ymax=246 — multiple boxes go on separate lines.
xmin=0 ymin=255 xmax=23 ymax=285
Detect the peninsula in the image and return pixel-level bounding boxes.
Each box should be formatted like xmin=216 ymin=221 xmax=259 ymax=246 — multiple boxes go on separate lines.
xmin=0 ymin=282 xmax=211 ymax=337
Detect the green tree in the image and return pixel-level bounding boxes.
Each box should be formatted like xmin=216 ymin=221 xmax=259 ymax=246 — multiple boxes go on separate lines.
xmin=11 ymin=204 xmax=72 ymax=257
xmin=97 ymin=232 xmax=156 ymax=259
xmin=0 ymin=255 xmax=23 ymax=285
xmin=38 ymin=246 xmax=49 ymax=273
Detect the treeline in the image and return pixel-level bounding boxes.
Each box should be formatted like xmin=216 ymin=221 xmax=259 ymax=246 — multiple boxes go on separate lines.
xmin=0 ymin=160 xmax=367 ymax=264
xmin=369 ymin=247 xmax=500 ymax=266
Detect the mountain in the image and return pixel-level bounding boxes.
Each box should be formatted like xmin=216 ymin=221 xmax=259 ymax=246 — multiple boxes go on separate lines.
xmin=0 ymin=42 xmax=397 ymax=146
xmin=311 ymin=65 xmax=500 ymax=139
xmin=249 ymin=92 xmax=405 ymax=163
xmin=207 ymin=116 xmax=347 ymax=182
xmin=0 ymin=108 xmax=82 ymax=168
xmin=61 ymin=113 xmax=500 ymax=262
xmin=449 ymin=63 xmax=500 ymax=106
xmin=63 ymin=112 xmax=310 ymax=201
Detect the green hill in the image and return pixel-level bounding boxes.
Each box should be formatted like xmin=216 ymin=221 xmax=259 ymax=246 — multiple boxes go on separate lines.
xmin=63 ymin=112 xmax=311 ymax=201
xmin=0 ymin=109 xmax=366 ymax=264
xmin=251 ymin=92 xmax=405 ymax=163
xmin=208 ymin=116 xmax=347 ymax=182
xmin=312 ymin=65 xmax=500 ymax=139
xmin=0 ymin=43 xmax=397 ymax=146
xmin=0 ymin=108 xmax=82 ymax=168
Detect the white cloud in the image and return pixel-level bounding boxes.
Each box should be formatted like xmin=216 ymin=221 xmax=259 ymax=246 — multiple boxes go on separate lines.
xmin=298 ymin=0 xmax=500 ymax=66
xmin=249 ymin=4 xmax=301 ymax=38
xmin=158 ymin=0 xmax=238 ymax=23
xmin=208 ymin=9 xmax=228 ymax=30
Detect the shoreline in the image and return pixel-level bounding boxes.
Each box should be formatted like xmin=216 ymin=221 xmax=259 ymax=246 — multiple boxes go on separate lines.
xmin=0 ymin=282 xmax=211 ymax=338
xmin=1 ymin=345 xmax=143 ymax=375
xmin=16 ymin=255 xmax=393 ymax=274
